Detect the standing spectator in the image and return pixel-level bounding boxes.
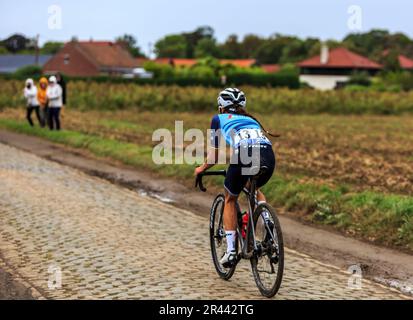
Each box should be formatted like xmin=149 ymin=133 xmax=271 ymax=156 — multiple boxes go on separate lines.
xmin=37 ymin=77 xmax=48 ymax=127
xmin=56 ymin=73 xmax=67 ymax=106
xmin=46 ymin=76 xmax=63 ymax=131
xmin=23 ymin=78 xmax=42 ymax=127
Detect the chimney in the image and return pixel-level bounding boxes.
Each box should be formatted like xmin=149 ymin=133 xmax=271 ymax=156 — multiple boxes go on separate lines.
xmin=320 ymin=44 xmax=329 ymax=64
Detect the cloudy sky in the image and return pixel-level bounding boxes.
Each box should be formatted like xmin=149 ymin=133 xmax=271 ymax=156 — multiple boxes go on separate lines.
xmin=1 ymin=0 xmax=412 ymax=55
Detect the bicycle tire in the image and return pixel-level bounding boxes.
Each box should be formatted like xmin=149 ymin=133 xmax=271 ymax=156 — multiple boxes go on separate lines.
xmin=250 ymin=203 xmax=284 ymax=297
xmin=210 ymin=194 xmax=237 ymax=280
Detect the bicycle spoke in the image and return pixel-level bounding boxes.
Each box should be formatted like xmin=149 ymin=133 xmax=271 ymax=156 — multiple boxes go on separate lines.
xmin=251 ymin=204 xmax=284 ymax=297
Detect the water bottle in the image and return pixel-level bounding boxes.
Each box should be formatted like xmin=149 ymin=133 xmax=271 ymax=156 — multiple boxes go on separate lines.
xmin=241 ymin=211 xmax=249 ymax=239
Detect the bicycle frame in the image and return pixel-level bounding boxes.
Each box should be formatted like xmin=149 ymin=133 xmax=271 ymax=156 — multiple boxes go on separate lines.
xmin=196 ymin=170 xmax=260 ymax=259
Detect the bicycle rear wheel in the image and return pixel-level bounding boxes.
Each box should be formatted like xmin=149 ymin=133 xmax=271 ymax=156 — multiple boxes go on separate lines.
xmin=210 ymin=194 xmax=237 ymax=280
xmin=250 ymin=203 xmax=284 ymax=297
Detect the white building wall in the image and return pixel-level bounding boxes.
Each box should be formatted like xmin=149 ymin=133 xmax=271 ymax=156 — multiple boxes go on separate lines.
xmin=299 ymin=74 xmax=350 ymax=90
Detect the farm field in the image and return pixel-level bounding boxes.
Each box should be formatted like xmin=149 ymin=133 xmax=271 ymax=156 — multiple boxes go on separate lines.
xmin=1 ymin=107 xmax=412 ymax=251
xmin=2 ymin=79 xmax=413 ymax=114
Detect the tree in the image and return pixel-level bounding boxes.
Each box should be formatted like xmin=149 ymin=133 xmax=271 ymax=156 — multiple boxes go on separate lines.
xmin=155 ymin=35 xmax=187 ymax=58
xmin=2 ymin=34 xmax=32 ymax=53
xmin=279 ymin=38 xmax=307 ymax=63
xmin=343 ymin=29 xmax=413 ymax=62
xmin=194 ymin=38 xmax=220 ymax=58
xmin=14 ymin=65 xmax=42 ymax=78
xmin=241 ymin=34 xmax=264 ymax=58
xmin=115 ymin=34 xmax=145 ymax=57
xmin=41 ymin=41 xmax=64 ymax=54
xmin=0 ymin=46 xmax=9 ymax=54
xmin=184 ymin=26 xmax=215 ymax=58
xmin=381 ymin=49 xmax=401 ymax=72
xmin=254 ymin=35 xmax=290 ymax=64
xmin=220 ymin=34 xmax=242 ymax=59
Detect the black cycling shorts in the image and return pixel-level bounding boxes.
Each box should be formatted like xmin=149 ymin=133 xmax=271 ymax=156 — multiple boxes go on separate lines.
xmin=224 ymin=144 xmax=275 ymax=197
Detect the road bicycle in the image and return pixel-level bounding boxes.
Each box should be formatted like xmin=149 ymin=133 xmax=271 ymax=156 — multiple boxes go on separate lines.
xmin=195 ymin=168 xmax=284 ymax=298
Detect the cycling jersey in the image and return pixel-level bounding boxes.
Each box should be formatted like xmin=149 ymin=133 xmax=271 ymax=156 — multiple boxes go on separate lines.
xmin=210 ymin=114 xmax=272 ymax=149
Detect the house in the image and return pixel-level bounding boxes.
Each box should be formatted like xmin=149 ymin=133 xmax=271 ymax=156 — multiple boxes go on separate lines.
xmin=43 ymin=40 xmax=138 ymax=76
xmin=261 ymin=64 xmax=281 ymax=73
xmin=297 ymin=46 xmax=382 ymax=90
xmin=154 ymin=58 xmax=198 ymax=67
xmin=0 ymin=54 xmax=53 ymax=74
xmin=382 ymin=50 xmax=413 ymax=71
xmin=136 ymin=57 xmax=150 ymax=67
xmin=219 ymin=59 xmax=256 ymax=68
xmin=398 ymin=54 xmax=413 ymax=70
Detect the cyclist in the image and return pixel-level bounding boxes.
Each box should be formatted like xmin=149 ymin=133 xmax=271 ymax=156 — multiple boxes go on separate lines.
xmin=194 ymin=88 xmax=276 ymax=267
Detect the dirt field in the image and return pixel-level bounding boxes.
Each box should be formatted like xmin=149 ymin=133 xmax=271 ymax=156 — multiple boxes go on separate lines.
xmin=3 ymin=108 xmax=412 ymax=194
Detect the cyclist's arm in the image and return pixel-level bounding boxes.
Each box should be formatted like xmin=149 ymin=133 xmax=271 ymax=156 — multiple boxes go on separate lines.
xmin=197 ymin=148 xmax=219 ymax=172
xmin=195 ymin=115 xmax=221 ymax=175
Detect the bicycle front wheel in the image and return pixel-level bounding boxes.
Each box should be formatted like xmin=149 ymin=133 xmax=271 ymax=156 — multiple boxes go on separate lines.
xmin=210 ymin=194 xmax=237 ymax=280
xmin=250 ymin=203 xmax=284 ymax=297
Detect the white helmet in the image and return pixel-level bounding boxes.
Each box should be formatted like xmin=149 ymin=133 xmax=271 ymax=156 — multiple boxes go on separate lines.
xmin=217 ymin=88 xmax=246 ymax=109
xmin=49 ymin=76 xmax=57 ymax=83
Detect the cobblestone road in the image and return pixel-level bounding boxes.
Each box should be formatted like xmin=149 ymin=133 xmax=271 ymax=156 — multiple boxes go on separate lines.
xmin=0 ymin=143 xmax=408 ymax=300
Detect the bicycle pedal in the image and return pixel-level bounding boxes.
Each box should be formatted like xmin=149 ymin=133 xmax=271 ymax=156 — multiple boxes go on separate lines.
xmin=222 ymin=255 xmax=241 ymax=268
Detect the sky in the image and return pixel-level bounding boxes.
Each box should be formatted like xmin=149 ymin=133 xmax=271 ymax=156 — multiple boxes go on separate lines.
xmin=1 ymin=0 xmax=412 ymax=56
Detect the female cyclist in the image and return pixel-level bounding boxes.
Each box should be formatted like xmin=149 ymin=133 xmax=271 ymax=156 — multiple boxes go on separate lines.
xmin=194 ymin=88 xmax=276 ymax=267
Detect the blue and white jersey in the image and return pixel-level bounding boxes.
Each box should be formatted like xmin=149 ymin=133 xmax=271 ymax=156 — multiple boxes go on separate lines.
xmin=210 ymin=114 xmax=272 ymax=149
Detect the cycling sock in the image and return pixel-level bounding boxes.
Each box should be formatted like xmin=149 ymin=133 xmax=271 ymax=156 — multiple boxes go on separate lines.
xmin=225 ymin=231 xmax=236 ymax=253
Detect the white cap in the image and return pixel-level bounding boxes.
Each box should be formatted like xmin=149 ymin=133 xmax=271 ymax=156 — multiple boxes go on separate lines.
xmin=26 ymin=78 xmax=34 ymax=85
xmin=49 ymin=76 xmax=57 ymax=83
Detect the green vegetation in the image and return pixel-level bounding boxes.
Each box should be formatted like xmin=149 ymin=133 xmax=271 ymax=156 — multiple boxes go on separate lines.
xmin=41 ymin=41 xmax=64 ymax=55
xmin=115 ymin=34 xmax=145 ymax=58
xmin=3 ymin=79 xmax=413 ymax=114
xmin=13 ymin=65 xmax=43 ymax=78
xmin=153 ymin=27 xmax=413 ymax=65
xmin=0 ymin=116 xmax=412 ymax=251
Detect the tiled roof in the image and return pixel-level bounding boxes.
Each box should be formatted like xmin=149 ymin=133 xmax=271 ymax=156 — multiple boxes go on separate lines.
xmin=261 ymin=64 xmax=281 ymax=73
xmin=219 ymin=59 xmax=256 ymax=67
xmin=155 ymin=58 xmax=198 ymax=67
xmin=398 ymin=54 xmax=413 ymax=69
xmin=76 ymin=41 xmax=137 ymax=68
xmin=298 ymin=47 xmax=382 ymax=69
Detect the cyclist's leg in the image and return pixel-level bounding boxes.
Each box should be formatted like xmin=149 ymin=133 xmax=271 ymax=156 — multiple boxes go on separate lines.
xmin=257 ymin=189 xmax=267 ymax=203
xmin=222 ymin=164 xmax=248 ymax=258
xmin=223 ymin=191 xmax=237 ymax=231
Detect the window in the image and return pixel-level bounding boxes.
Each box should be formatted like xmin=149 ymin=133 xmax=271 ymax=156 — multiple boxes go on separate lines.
xmin=64 ymin=54 xmax=70 ymax=65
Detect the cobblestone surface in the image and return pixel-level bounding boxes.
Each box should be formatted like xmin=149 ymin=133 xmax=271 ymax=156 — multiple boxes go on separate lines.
xmin=0 ymin=143 xmax=409 ymax=300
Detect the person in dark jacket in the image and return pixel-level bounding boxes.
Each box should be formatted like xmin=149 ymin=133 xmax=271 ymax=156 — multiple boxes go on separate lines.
xmin=55 ymin=73 xmax=67 ymax=106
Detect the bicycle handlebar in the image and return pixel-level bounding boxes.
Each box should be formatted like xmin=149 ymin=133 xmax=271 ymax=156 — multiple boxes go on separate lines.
xmin=195 ymin=170 xmax=227 ymax=192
